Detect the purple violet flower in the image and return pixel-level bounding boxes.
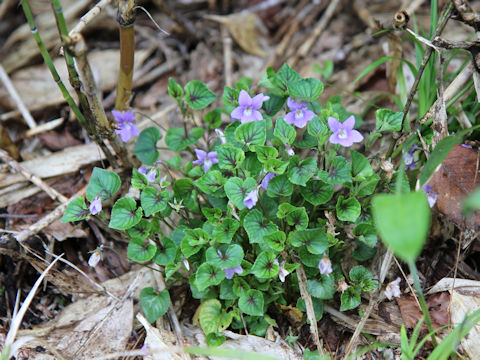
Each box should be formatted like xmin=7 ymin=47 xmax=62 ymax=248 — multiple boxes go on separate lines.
xmin=318 ymin=254 xmax=333 ymax=275
xmin=89 ymin=195 xmax=102 ymax=215
xmin=231 ymin=90 xmax=269 ymax=123
xmin=193 ymin=149 xmax=218 ymax=173
xmin=423 ymin=185 xmax=438 ymax=208
xmin=403 ymin=147 xmax=417 ymax=170
xmin=461 ymin=144 xmax=473 ymax=149
xmin=284 ymin=97 xmax=314 ymax=128
xmin=243 ymin=188 xmax=259 ymax=209
xmin=328 ymin=115 xmax=363 ymax=147
xmin=138 ymin=167 xmax=156 ymax=183
xmin=112 ymin=110 xmax=139 ymax=142
xmin=224 ymin=265 xmax=243 ymax=279
xmin=260 ymin=172 xmax=278 ymax=191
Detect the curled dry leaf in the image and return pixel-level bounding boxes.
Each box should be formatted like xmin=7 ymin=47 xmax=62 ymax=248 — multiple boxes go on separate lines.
xmin=429 ymin=144 xmax=480 ymax=230
xmin=205 ymin=13 xmax=267 ymax=57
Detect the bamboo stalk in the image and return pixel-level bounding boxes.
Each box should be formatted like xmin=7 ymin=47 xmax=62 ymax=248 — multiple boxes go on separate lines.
xmin=115 ymin=0 xmax=136 ymax=110
xmin=20 ymin=0 xmax=86 ymax=127
xmin=70 ymin=33 xmax=134 ymax=168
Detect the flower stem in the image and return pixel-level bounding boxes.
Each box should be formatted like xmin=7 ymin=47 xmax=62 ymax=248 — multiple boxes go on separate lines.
xmin=408 ymin=260 xmax=438 ymax=346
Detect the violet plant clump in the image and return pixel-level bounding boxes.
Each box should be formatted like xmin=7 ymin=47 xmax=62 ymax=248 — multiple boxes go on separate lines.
xmin=63 ymin=64 xmax=443 ymax=345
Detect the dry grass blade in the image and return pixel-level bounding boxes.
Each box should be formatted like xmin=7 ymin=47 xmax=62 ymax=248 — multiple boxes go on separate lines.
xmin=2 ymin=255 xmax=62 ymax=360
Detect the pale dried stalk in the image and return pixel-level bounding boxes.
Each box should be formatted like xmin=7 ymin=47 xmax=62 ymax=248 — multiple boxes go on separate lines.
xmin=26 ymin=118 xmax=64 ymax=137
xmin=290 ymin=0 xmax=341 ymax=67
xmin=295 ymin=262 xmax=325 ymax=356
xmin=221 ymin=25 xmax=232 ymax=87
xmin=0 ymin=148 xmax=68 ymax=203
xmin=15 ymin=186 xmax=86 ymax=244
xmin=0 ymin=63 xmax=36 ymax=129
xmin=69 ymin=0 xmax=112 ymax=37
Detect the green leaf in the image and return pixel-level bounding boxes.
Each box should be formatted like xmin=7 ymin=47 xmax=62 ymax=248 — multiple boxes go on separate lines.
xmin=127 ymin=219 xmax=152 ymax=241
xmin=131 ymin=168 xmax=148 ymax=190
xmin=194 ymin=170 xmax=226 ymax=196
xmin=289 ymin=228 xmax=328 ymax=254
xmin=294 ymin=133 xmax=317 ymax=149
xmin=298 ymin=248 xmax=323 ymax=268
xmin=168 ymin=77 xmax=184 ymax=100
xmin=109 ymin=197 xmax=142 ymax=230
xmin=244 ymin=209 xmax=278 ymax=244
xmin=184 ymin=80 xmax=217 ymax=110
xmin=217 ymin=145 xmax=245 ymax=170
xmin=288 ymin=157 xmax=317 ymax=186
xmin=353 ymin=224 xmax=377 ymax=247
xmin=133 ymin=127 xmax=161 ymax=165
xmin=224 ymin=177 xmax=257 ymax=210
xmin=153 ymin=237 xmax=177 ymax=265
xmin=252 ymin=145 xmax=278 ymax=163
xmin=238 ymin=289 xmax=264 ymax=316
xmin=350 ymin=265 xmax=373 ymax=283
xmin=300 ymin=180 xmax=334 ymax=206
xmin=271 ymin=63 xmax=302 ymax=94
xmin=340 ymin=288 xmax=361 ymax=311
xmin=222 ymin=86 xmax=239 ymax=107
xmin=199 ymin=299 xmax=233 ymax=335
xmin=86 ymin=167 xmax=121 ymax=201
xmin=127 ymin=238 xmax=156 ymax=262
xmin=233 ymin=278 xmax=251 ymax=297
xmin=251 ymin=251 xmax=279 ymax=279
xmin=180 ymin=237 xmax=202 ymax=258
xmin=317 ymin=156 xmax=352 ymax=184
xmin=204 ymin=109 xmax=222 ymax=129
xmin=287 ymin=78 xmax=323 ymax=102
xmin=212 ymin=219 xmax=240 ymax=243
xmin=61 ymin=197 xmax=90 ymax=222
xmin=140 ymin=287 xmax=170 ymax=323
xmin=336 ymin=196 xmax=361 ymax=223
xmin=168 ymin=155 xmax=182 ymax=169
xmin=220 ymin=280 xmax=237 ymax=300
xmin=372 ymin=192 xmax=430 ymax=262
xmin=234 ymin=120 xmax=266 ymax=147
xmin=463 ymin=187 xmax=480 ymax=216
xmin=308 ymin=115 xmax=329 ymax=139
xmin=263 ymin=158 xmax=289 ymax=175
xmin=206 ymin=244 xmax=244 ymax=269
xmin=262 ymin=94 xmax=285 ymax=116
xmin=276 ymin=203 xmax=296 ymax=218
xmin=173 ymin=178 xmax=195 ymax=200
xmin=165 ymin=127 xmax=204 ymax=152
xmin=266 ymin=174 xmax=293 ymax=197
xmin=353 ymin=240 xmax=376 ymax=261
xmin=351 ymin=150 xmax=374 ymax=181
xmin=141 ymin=187 xmax=169 ymax=217
xmin=307 ymin=276 xmax=335 ymax=299
xmin=264 ymin=231 xmax=286 ymax=252
xmin=286 ymin=207 xmax=309 ymax=230
xmin=195 ymin=263 xmax=225 ymax=291
xmin=274 ymin=117 xmax=296 ymax=145
xmin=206 ymin=333 xmax=226 ymax=348
xmin=354 ymin=174 xmax=380 ymax=197
xmin=375 ymin=109 xmax=403 ymax=132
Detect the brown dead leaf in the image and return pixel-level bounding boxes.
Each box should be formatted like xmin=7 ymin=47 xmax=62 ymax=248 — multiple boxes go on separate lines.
xmin=206 ymin=13 xmax=267 ymax=57
xmin=44 ymin=220 xmax=87 ymax=241
xmin=429 ymin=144 xmax=480 ymax=230
xmin=396 ymin=292 xmax=450 ymax=330
xmin=38 ymin=131 xmax=82 ymax=151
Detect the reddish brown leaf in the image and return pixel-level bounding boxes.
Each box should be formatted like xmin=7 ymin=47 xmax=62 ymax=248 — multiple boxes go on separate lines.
xmin=429 ymin=144 xmax=480 ymax=230
xmin=38 ymin=131 xmax=82 ymax=151
xmin=396 ymin=292 xmax=450 ymax=330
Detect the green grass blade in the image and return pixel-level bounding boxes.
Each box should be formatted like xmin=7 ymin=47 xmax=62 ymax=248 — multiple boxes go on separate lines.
xmin=354 ymin=56 xmax=417 ymax=84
